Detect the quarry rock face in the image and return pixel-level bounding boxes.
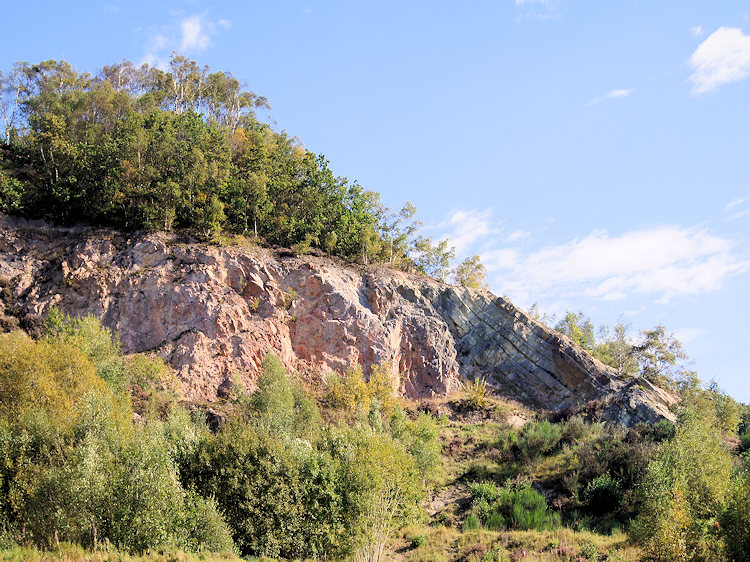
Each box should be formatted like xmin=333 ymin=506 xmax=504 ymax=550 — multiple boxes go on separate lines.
xmin=0 ymin=215 xmax=677 ymax=425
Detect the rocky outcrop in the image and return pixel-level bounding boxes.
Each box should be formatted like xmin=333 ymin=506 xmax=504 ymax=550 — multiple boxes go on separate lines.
xmin=0 ymin=215 xmax=676 ymax=424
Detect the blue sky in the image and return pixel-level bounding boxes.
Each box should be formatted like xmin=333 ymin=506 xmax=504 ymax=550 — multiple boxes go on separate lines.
xmin=4 ymin=1 xmax=750 ymax=401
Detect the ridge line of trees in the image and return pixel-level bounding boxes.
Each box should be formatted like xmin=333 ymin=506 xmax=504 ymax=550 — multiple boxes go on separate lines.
xmin=0 ymin=54 xmax=492 ymax=288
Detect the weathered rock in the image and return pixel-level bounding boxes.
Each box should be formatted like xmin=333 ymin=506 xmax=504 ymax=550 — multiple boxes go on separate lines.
xmin=0 ymin=214 xmax=676 ymax=425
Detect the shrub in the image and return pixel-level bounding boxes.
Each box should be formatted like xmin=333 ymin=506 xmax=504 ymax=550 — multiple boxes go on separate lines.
xmin=582 ymin=473 xmax=623 ymax=515
xmin=561 ymin=415 xmax=590 ymax=444
xmin=463 ymin=514 xmax=480 ymax=531
xmin=631 ymin=410 xmax=733 ymax=559
xmin=325 ymin=365 xmax=371 ymax=414
xmin=0 ymin=331 xmax=105 ymax=428
xmin=719 ymin=467 xmax=750 ymax=561
xmin=251 ymin=354 xmax=321 ymax=442
xmin=464 ymin=377 xmax=490 ymax=409
xmin=516 ymin=420 xmax=562 ymax=459
xmin=468 ymin=483 xmax=560 ymax=532
xmin=469 ymin=481 xmax=502 ymax=503
xmin=282 ymin=288 xmax=298 ymax=309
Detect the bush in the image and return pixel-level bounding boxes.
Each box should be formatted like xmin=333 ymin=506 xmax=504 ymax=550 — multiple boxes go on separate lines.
xmin=468 ymin=483 xmax=560 ymax=532
xmin=0 ymin=331 xmax=106 ymax=428
xmin=561 ymin=415 xmax=590 ymax=444
xmin=516 ymin=420 xmax=562 ymax=459
xmin=469 ymin=481 xmax=502 ymax=503
xmin=251 ymin=353 xmax=321 ymax=442
xmin=325 ymin=365 xmax=371 ymax=414
xmin=720 ymin=467 xmax=750 ymax=561
xmin=464 ymin=377 xmax=490 ymax=409
xmin=631 ymin=410 xmax=733 ymax=560
xmin=582 ymin=473 xmax=623 ymax=516
xmin=463 ymin=514 xmax=480 ymax=531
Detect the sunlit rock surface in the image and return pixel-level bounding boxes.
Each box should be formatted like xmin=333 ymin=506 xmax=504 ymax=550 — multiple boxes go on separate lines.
xmin=0 ymin=214 xmax=676 ymax=425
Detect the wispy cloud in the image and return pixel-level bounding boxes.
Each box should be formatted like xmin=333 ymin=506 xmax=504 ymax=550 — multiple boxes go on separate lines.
xmin=690 ymin=25 xmax=705 ymax=38
xmin=725 ymin=197 xmax=746 ymax=212
xmin=586 ymin=88 xmax=634 ymax=107
xmin=674 ymin=327 xmax=707 ymax=345
xmin=516 ymin=0 xmax=549 ymax=4
xmin=141 ymin=13 xmax=230 ymax=67
xmin=725 ymin=196 xmax=749 ymax=221
xmin=506 ymin=230 xmax=531 ymax=242
xmin=689 ymin=27 xmax=750 ymax=94
xmin=483 ymin=226 xmax=749 ymax=306
xmin=180 ymin=15 xmax=211 ymax=51
xmin=440 ymin=209 xmax=500 ymax=256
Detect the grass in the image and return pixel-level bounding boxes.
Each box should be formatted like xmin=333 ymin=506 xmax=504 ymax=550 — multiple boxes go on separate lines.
xmin=393 ymin=526 xmax=641 ymax=561
xmin=0 ymin=544 xmax=240 ymax=562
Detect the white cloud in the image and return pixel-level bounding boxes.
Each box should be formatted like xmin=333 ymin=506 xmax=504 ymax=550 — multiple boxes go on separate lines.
xmin=506 ymin=230 xmax=531 ymax=242
xmin=141 ymin=13 xmax=230 ymax=65
xmin=725 ymin=197 xmax=746 ymax=212
xmin=484 ymin=226 xmax=749 ymax=306
xmin=180 ymin=15 xmax=211 ymax=51
xmin=674 ymin=327 xmax=707 ymax=345
xmin=586 ymin=88 xmax=634 ymax=106
xmin=689 ymin=27 xmax=750 ymax=94
xmin=690 ymin=25 xmax=704 ymax=38
xmin=728 ymin=210 xmax=750 ymax=221
xmin=516 ymin=0 xmax=549 ymax=4
xmin=441 ymin=209 xmax=500 ymax=256
xmin=725 ymin=197 xmax=748 ymax=221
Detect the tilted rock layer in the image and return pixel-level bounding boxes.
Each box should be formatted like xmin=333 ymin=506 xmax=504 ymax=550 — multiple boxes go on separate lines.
xmin=0 ymin=215 xmax=677 ymax=425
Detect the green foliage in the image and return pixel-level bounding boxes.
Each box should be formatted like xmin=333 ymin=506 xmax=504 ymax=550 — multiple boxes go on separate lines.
xmin=631 ymin=408 xmax=733 ymax=559
xmin=555 ymin=311 xmax=596 ymax=351
xmin=452 ymin=254 xmax=489 ymax=289
xmin=516 ymin=420 xmax=562 ymax=459
xmin=720 ymin=466 xmax=750 ymax=561
xmin=411 ymin=236 xmax=455 ymax=282
xmin=0 ymin=56 xmax=455 ymax=269
xmin=391 ymin=411 xmax=442 ymax=481
xmin=325 ymin=361 xmax=399 ymax=421
xmin=0 ymin=316 xmax=234 ymax=556
xmin=463 ymin=377 xmax=490 ymax=409
xmin=0 ymin=171 xmax=24 ymax=215
xmin=250 ymin=353 xmax=321 ymax=442
xmin=582 ymin=473 xmax=623 ymax=516
xmin=468 ymin=483 xmax=561 ymax=532
xmin=0 ymin=331 xmax=106 ymax=427
xmin=633 ymin=325 xmax=688 ymax=386
xmin=325 ymin=365 xmax=371 ymax=414
xmin=592 ymin=323 xmax=639 ymax=377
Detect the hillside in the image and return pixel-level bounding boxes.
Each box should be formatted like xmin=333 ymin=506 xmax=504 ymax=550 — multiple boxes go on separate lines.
xmin=0 ymin=213 xmax=675 ymax=426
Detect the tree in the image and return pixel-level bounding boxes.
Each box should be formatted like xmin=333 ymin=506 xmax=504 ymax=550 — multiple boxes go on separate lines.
xmin=554 ymin=311 xmax=596 ymax=351
xmin=452 ymin=254 xmax=489 ymax=289
xmin=633 ymin=325 xmax=688 ymax=385
xmin=0 ymin=62 xmax=28 ymax=144
xmin=411 ymin=236 xmax=455 ymax=282
xmin=631 ymin=408 xmax=733 ymax=560
xmin=379 ymin=202 xmax=421 ymax=265
xmin=593 ymin=322 xmax=639 ymax=377
xmin=527 ymin=303 xmax=557 ymax=327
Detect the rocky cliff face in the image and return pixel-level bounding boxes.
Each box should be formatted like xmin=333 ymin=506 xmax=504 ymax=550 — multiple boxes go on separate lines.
xmin=0 ymin=215 xmax=677 ymax=425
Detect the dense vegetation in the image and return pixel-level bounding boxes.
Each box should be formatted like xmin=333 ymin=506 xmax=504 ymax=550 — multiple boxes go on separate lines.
xmin=0 ymin=310 xmax=748 ymax=560
xmin=0 ymin=56 xmax=491 ymax=285
xmin=0 ymin=312 xmax=440 ymax=559
xmin=1 ymin=55 xmax=749 ymax=560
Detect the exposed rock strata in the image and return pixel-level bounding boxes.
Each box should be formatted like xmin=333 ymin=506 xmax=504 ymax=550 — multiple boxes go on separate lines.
xmin=0 ymin=215 xmax=677 ymax=425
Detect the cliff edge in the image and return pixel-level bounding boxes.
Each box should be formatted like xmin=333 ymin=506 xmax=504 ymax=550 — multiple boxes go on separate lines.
xmin=0 ymin=215 xmax=677 ymax=425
